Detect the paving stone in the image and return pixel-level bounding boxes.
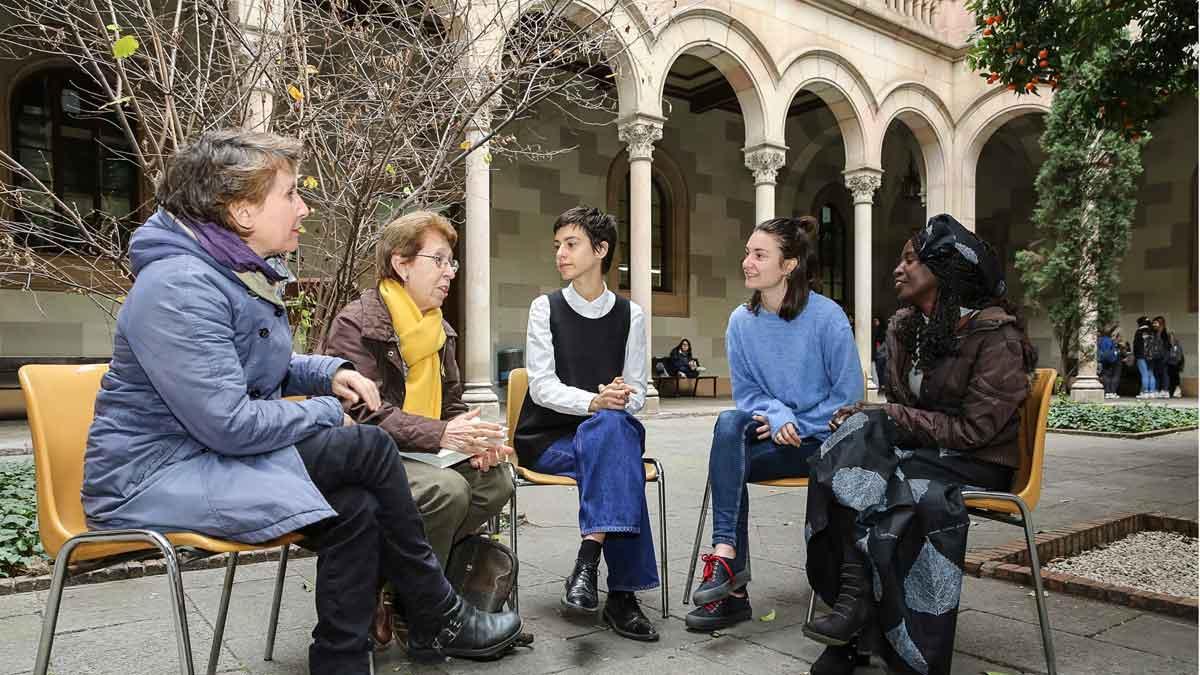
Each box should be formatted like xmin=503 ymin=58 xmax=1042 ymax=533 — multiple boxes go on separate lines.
xmin=955 ymin=609 xmax=1191 ymax=675
xmin=959 ymin=576 xmax=1142 ymax=638
xmin=0 ymin=417 xmax=1195 ymax=674
xmin=1094 ymin=614 xmax=1200 ymax=663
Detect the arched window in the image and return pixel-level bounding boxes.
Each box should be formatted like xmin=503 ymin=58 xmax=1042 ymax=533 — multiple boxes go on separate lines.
xmin=10 ymin=68 xmax=139 ymax=249
xmin=818 ymin=202 xmax=849 ymax=305
xmin=616 ymin=175 xmax=671 ymax=292
xmin=605 ymin=149 xmax=690 ymax=317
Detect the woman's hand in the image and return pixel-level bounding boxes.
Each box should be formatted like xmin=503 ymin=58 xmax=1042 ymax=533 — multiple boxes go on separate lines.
xmin=828 ymin=402 xmax=866 ymax=432
xmin=440 ymin=409 xmax=506 ymax=454
xmin=589 ymin=377 xmax=632 ymax=412
xmin=469 ymin=443 xmax=514 ymax=472
xmin=773 ymin=422 xmax=804 ymax=447
xmin=752 ymin=414 xmax=771 ymax=440
xmin=332 ymin=368 xmax=381 ymax=412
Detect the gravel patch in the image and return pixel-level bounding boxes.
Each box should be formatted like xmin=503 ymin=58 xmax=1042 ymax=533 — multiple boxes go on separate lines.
xmin=1046 ymin=530 xmax=1199 ymax=598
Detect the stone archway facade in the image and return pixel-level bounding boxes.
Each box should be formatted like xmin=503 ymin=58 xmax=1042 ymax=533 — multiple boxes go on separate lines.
xmin=0 ymin=0 xmax=1194 ymax=416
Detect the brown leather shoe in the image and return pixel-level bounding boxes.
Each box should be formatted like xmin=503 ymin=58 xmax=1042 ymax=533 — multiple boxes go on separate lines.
xmin=371 ymin=589 xmax=394 ymax=650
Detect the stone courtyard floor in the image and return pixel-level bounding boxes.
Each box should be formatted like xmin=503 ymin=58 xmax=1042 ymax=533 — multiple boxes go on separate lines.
xmin=0 ymin=411 xmax=1196 ymax=674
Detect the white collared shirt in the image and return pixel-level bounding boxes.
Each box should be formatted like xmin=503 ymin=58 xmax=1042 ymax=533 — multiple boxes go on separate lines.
xmin=525 ymin=282 xmax=647 ymax=416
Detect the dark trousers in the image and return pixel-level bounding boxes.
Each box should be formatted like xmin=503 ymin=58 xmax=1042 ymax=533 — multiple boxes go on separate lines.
xmin=1151 ymin=359 xmax=1169 ymax=393
xmin=708 ymin=409 xmax=819 ymax=573
xmin=1099 ymin=362 xmax=1122 ymax=394
xmin=1168 ymin=365 xmax=1182 ymax=396
xmin=296 ymin=425 xmax=454 ymax=675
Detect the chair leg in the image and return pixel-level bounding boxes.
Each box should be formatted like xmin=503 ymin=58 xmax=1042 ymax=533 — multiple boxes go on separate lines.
xmin=683 ymin=477 xmax=712 ymax=605
xmin=508 ymin=463 xmax=520 ymax=613
xmin=651 ymin=459 xmax=669 ymax=618
xmin=1016 ymin=500 xmax=1058 ymax=675
xmin=805 ymin=587 xmax=817 ymax=623
xmin=34 ymin=538 xmax=78 ymax=675
xmin=207 ymin=553 xmax=238 ymax=675
xmin=161 ymin=538 xmax=196 ymax=675
xmin=34 ymin=532 xmax=195 ymax=675
xmin=264 ymin=544 xmax=290 ymax=662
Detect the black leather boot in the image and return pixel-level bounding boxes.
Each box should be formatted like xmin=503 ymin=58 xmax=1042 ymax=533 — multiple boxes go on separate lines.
xmin=407 ymin=594 xmax=523 ymax=662
xmin=802 ymin=559 xmax=873 ymax=646
xmin=810 ymin=642 xmax=871 ymax=675
xmin=561 ymin=557 xmax=601 ymax=613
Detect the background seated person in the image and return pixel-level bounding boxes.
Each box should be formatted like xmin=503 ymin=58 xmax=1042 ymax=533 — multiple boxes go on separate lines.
xmin=803 ymin=215 xmax=1036 ymax=675
xmin=667 ymin=338 xmax=701 ymax=378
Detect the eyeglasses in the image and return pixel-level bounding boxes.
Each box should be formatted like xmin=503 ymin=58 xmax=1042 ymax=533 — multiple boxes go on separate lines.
xmin=415 ymin=253 xmax=459 ymax=272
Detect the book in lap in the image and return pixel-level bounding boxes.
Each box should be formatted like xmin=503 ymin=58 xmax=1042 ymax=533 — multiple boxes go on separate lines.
xmin=398 ymin=448 xmax=472 ymax=469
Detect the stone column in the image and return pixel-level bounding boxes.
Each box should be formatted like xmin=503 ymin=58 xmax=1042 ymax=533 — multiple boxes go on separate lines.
xmin=461 ymin=108 xmax=500 ymax=419
xmin=233 ymin=0 xmax=289 ymax=131
xmin=1071 ymin=202 xmax=1105 ymax=402
xmin=744 ymin=145 xmax=787 ymax=224
xmin=845 ymin=169 xmax=883 ymax=398
xmin=618 ymin=117 xmax=664 ymax=413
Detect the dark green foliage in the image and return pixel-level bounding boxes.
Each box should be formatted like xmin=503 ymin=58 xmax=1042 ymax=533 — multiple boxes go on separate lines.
xmin=1013 ymin=45 xmax=1146 ymax=387
xmin=0 ymin=461 xmax=46 ymax=578
xmin=1048 ymin=398 xmax=1199 ymax=433
xmin=965 ymin=0 xmax=1198 ymax=139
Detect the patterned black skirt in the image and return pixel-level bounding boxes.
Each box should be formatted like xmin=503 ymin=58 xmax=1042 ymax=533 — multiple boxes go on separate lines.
xmin=805 ymin=409 xmax=1011 ymax=675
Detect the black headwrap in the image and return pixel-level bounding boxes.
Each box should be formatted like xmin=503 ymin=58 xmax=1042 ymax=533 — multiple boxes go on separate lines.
xmin=895 ymin=214 xmax=1011 ymax=374
xmin=912 ymin=214 xmax=1006 ymax=307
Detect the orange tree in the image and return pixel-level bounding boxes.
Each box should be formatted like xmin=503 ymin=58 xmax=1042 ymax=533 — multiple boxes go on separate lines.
xmin=964 ymin=0 xmax=1197 ymax=140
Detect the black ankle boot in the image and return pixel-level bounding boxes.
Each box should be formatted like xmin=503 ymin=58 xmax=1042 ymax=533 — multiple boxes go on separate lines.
xmin=561 ymin=557 xmax=601 ymax=613
xmin=407 ymin=594 xmax=523 ymax=662
xmin=802 ymin=560 xmax=873 ymax=646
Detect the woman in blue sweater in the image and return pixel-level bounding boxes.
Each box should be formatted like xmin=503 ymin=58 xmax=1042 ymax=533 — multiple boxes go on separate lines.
xmin=686 ymin=216 xmax=862 ymax=631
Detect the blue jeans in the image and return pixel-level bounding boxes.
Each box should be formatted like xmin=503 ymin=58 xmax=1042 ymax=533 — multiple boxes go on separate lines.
xmin=1137 ymin=358 xmax=1157 ymax=393
xmin=532 ymin=410 xmax=659 ymax=592
xmin=708 ymin=409 xmax=820 ymax=574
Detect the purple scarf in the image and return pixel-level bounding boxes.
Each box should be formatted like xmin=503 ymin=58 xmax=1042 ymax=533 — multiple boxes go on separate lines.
xmin=185 ymin=218 xmax=287 ymax=283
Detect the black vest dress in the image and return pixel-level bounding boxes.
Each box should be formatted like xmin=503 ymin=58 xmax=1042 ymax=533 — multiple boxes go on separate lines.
xmin=514 ymin=290 xmax=631 ymax=468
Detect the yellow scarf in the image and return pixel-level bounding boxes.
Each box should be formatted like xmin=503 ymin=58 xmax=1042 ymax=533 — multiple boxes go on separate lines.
xmin=378 ymin=279 xmax=446 ymax=419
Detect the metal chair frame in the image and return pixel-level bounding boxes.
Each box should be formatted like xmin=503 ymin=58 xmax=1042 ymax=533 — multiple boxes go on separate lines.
xmin=34 ymin=529 xmax=295 ymax=675
xmin=21 ymin=363 xmax=295 ymax=675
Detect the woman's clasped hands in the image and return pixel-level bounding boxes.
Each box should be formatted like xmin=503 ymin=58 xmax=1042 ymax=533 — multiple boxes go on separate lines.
xmin=442 ymin=409 xmax=513 ymax=472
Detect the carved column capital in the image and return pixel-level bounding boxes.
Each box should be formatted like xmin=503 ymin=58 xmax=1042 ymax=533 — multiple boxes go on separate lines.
xmin=618 ymin=120 xmax=663 ymax=161
xmin=844 ymin=170 xmax=883 ymax=205
xmin=744 ymin=147 xmax=787 ymax=185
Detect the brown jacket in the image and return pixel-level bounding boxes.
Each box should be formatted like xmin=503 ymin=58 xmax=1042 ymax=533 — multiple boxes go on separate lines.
xmin=321 ymin=288 xmax=468 ymax=452
xmin=880 ymin=306 xmax=1033 ymax=469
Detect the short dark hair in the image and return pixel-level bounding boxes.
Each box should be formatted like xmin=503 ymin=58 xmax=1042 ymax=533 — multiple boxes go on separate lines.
xmin=746 ymin=216 xmax=814 ymax=321
xmin=552 ymin=207 xmax=618 ymax=273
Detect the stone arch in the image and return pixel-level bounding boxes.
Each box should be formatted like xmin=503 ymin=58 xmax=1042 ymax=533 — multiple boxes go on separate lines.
xmin=644 ymin=9 xmax=775 ymax=144
xmin=489 ymin=0 xmax=651 ymax=118
xmin=875 ymin=82 xmax=954 ymax=217
xmin=776 ymin=49 xmax=875 ymax=171
xmin=953 ymin=88 xmax=1051 ymax=228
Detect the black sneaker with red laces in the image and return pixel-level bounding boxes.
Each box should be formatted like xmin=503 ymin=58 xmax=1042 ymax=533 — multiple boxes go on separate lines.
xmin=684 ymin=590 xmax=753 ymax=631
xmin=691 ymin=553 xmax=751 ymax=605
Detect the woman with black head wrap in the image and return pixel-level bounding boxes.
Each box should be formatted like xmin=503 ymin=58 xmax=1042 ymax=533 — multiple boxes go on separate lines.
xmin=801 ymin=215 xmax=1037 ymax=675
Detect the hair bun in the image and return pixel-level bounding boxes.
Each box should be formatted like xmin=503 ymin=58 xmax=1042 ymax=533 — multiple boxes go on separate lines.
xmin=796 ymin=215 xmax=819 ymax=240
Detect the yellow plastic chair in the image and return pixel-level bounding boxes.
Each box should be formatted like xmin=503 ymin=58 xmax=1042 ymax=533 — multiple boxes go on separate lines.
xmin=503 ymin=367 xmax=668 ymax=616
xmin=961 ymin=367 xmax=1057 ymax=675
xmin=20 ymin=364 xmax=301 ymax=675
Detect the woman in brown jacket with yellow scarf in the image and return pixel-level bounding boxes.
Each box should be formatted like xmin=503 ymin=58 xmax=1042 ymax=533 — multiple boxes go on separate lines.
xmin=323 ymin=211 xmax=514 ymax=648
